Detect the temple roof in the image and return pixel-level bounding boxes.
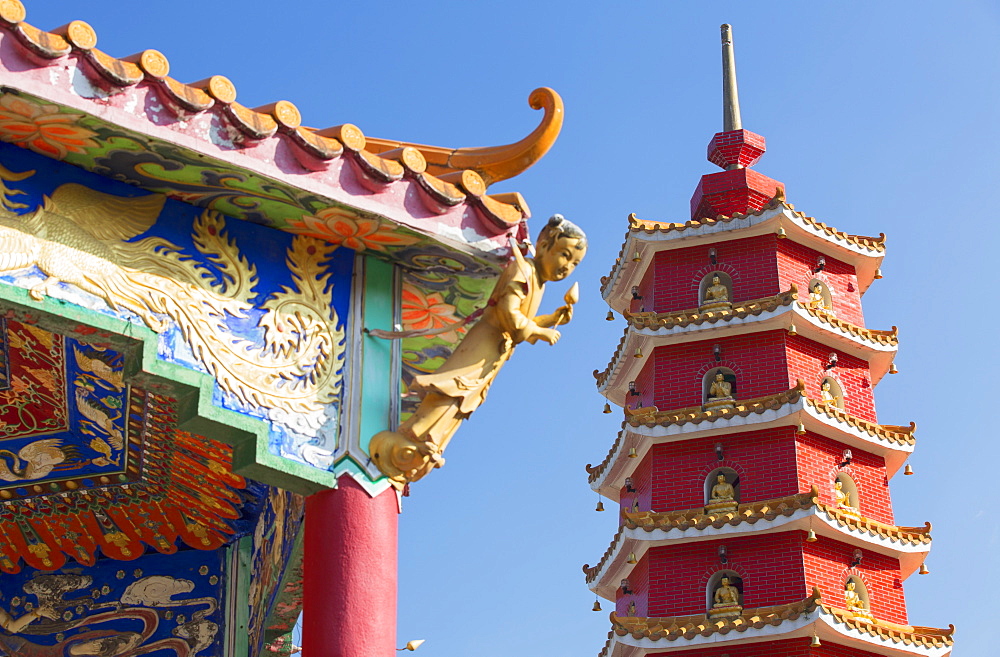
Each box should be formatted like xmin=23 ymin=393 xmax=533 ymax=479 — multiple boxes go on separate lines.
xmin=627 ymin=290 xmax=898 ymax=347
xmin=607 ymin=588 xmax=822 ymax=647
xmin=586 ymin=384 xmax=916 ymax=493
xmin=600 ymin=199 xmax=887 ymax=314
xmin=624 ymin=488 xmax=930 ymax=545
xmin=0 ymin=3 xmax=565 ymax=260
xmin=600 ymin=588 xmax=954 ymax=657
xmin=596 ymin=289 xmax=899 ymax=406
xmin=583 ymin=487 xmax=931 ymax=597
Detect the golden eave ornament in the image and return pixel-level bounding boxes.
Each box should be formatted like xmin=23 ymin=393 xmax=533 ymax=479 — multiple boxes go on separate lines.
xmin=369 ymin=216 xmax=587 ymax=489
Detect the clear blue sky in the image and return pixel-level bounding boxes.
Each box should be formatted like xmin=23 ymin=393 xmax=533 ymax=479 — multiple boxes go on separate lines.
xmin=26 ymin=1 xmax=1000 ymax=655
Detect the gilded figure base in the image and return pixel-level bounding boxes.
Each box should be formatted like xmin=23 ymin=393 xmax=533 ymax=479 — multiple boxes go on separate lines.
xmin=700 ymin=301 xmax=732 ymax=312
xmin=708 ymin=604 xmax=743 ymax=619
xmin=704 ymin=397 xmax=735 ymax=411
xmin=705 ymin=500 xmax=739 ymax=514
xmin=369 ymin=430 xmax=444 ymax=490
xmin=836 ymin=506 xmax=863 ymax=520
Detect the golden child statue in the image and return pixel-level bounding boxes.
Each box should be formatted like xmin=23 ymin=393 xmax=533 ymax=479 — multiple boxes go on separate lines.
xmin=370 ymin=215 xmax=587 ymax=488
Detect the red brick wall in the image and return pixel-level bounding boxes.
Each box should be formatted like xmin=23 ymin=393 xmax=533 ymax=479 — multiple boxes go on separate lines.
xmin=795 ymin=432 xmax=893 ymax=524
xmin=804 ymin=541 xmax=907 ymax=624
xmin=649 ymin=428 xmax=801 ymax=512
xmin=617 ymin=551 xmax=649 ymax=617
xmin=620 ymin=447 xmax=653 ymax=514
xmin=785 ymin=335 xmax=877 ymax=422
xmin=645 ymin=234 xmax=781 ymax=314
xmin=648 ymin=330 xmax=790 ymax=410
xmin=649 ymin=638 xmax=887 ymax=656
xmin=776 ymin=238 xmax=865 ymax=327
xmin=632 ymin=350 xmax=659 ymax=410
xmin=647 ymin=532 xmax=808 ymax=616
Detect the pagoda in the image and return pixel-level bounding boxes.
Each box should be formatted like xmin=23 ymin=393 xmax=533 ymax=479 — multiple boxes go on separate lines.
xmin=584 ymin=25 xmax=955 ymax=657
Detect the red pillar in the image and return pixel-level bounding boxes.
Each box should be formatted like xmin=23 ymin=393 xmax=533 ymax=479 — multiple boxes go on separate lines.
xmin=303 ymin=475 xmax=399 ymax=657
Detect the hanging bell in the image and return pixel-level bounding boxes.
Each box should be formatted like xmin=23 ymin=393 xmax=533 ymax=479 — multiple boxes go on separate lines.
xmin=787 ymin=323 xmax=797 ymax=336
xmin=602 ymin=402 xmax=613 ymax=414
xmin=919 ymin=563 xmax=930 ymax=575
xmin=628 ymin=446 xmax=638 ymax=458
xmin=595 ymin=500 xmax=605 ymax=512
xmin=904 ymin=463 xmax=914 ymax=476
xmin=889 ymin=362 xmax=898 ymax=374
xmin=606 ymin=310 xmax=615 ymax=321
xmin=796 ymin=422 xmax=806 ymax=436
xmin=776 ymin=226 xmax=787 ymax=239
xmin=874 ymin=268 xmax=883 ymax=280
xmin=806 ymin=529 xmax=817 ymax=542
xmin=634 ymin=346 xmax=643 ymax=358
xmin=627 ymin=552 xmax=638 ymax=564
xmin=592 ymin=600 xmax=602 ymax=612
xmin=632 ymin=250 xmax=642 ymax=263
xmin=810 ymin=634 xmax=821 ymax=647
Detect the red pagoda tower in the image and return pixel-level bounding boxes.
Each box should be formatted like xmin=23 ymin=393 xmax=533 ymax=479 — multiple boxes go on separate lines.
xmin=584 ymin=25 xmax=954 ymax=657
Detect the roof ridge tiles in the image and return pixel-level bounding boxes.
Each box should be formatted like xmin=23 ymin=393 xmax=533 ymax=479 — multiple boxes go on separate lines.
xmin=0 ymin=2 xmax=563 ymax=233
xmin=582 ymin=487 xmax=930 ymax=586
xmin=585 ymin=386 xmax=915 ymax=485
xmin=600 ymin=199 xmax=886 ymax=297
xmin=602 ymin=589 xmax=954 ymax=653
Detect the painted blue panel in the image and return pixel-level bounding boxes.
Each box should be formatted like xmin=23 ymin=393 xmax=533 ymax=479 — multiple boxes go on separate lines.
xmin=0 ymin=547 xmax=229 ymax=657
xmin=0 ymin=143 xmax=355 ymax=480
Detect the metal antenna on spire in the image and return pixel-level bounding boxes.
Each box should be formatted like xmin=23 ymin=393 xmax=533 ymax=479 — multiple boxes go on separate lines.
xmin=721 ymin=24 xmax=742 ymax=132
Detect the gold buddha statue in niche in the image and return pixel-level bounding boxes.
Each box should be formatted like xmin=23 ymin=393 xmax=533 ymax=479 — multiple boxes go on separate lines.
xmin=844 ymin=581 xmax=873 ymax=621
xmin=808 ymin=282 xmax=834 ymax=316
xmin=819 ymin=380 xmax=841 ymax=408
xmin=704 ymin=371 xmax=735 ymax=410
xmin=708 ymin=577 xmax=743 ymax=618
xmin=701 ymin=275 xmax=732 ymax=311
xmin=369 ymin=216 xmax=586 ymax=489
xmin=834 ymin=480 xmax=861 ymax=518
xmin=705 ymin=473 xmax=738 ymax=514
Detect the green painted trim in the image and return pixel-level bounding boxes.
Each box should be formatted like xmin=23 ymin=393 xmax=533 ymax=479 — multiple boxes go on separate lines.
xmin=261 ymin=527 xmax=305 ymax=645
xmin=231 ymin=535 xmax=253 ymax=657
xmin=0 ymin=282 xmax=337 ymax=493
xmin=358 ymin=257 xmax=397 ymax=453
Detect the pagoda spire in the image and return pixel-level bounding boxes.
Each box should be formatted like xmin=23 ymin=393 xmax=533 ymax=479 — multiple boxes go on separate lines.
xmin=690 ymin=23 xmax=781 ymax=220
xmin=721 ymin=24 xmax=742 ymax=135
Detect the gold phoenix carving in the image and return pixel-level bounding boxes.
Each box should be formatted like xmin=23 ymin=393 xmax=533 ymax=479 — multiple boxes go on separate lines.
xmin=0 ymin=164 xmax=345 ymax=416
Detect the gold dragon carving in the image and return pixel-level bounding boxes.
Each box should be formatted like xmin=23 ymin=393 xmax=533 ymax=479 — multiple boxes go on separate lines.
xmin=0 ymin=163 xmax=345 ymax=416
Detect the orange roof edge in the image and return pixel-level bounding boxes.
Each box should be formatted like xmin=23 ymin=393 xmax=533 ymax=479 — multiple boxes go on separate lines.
xmin=364 ymin=87 xmax=563 ymax=186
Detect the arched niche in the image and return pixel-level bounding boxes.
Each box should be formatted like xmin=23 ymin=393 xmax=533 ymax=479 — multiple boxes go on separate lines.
xmin=703 ymin=367 xmax=738 ymax=405
xmin=844 ymin=575 xmax=871 ymax=614
xmin=835 ymin=472 xmax=860 ymax=510
xmin=699 ymin=271 xmax=733 ymax=309
xmin=706 ymin=569 xmax=744 ymax=611
xmin=704 ymin=467 xmax=740 ymax=506
xmin=806 ymin=278 xmax=834 ymax=314
xmin=820 ymin=376 xmax=844 ymax=408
